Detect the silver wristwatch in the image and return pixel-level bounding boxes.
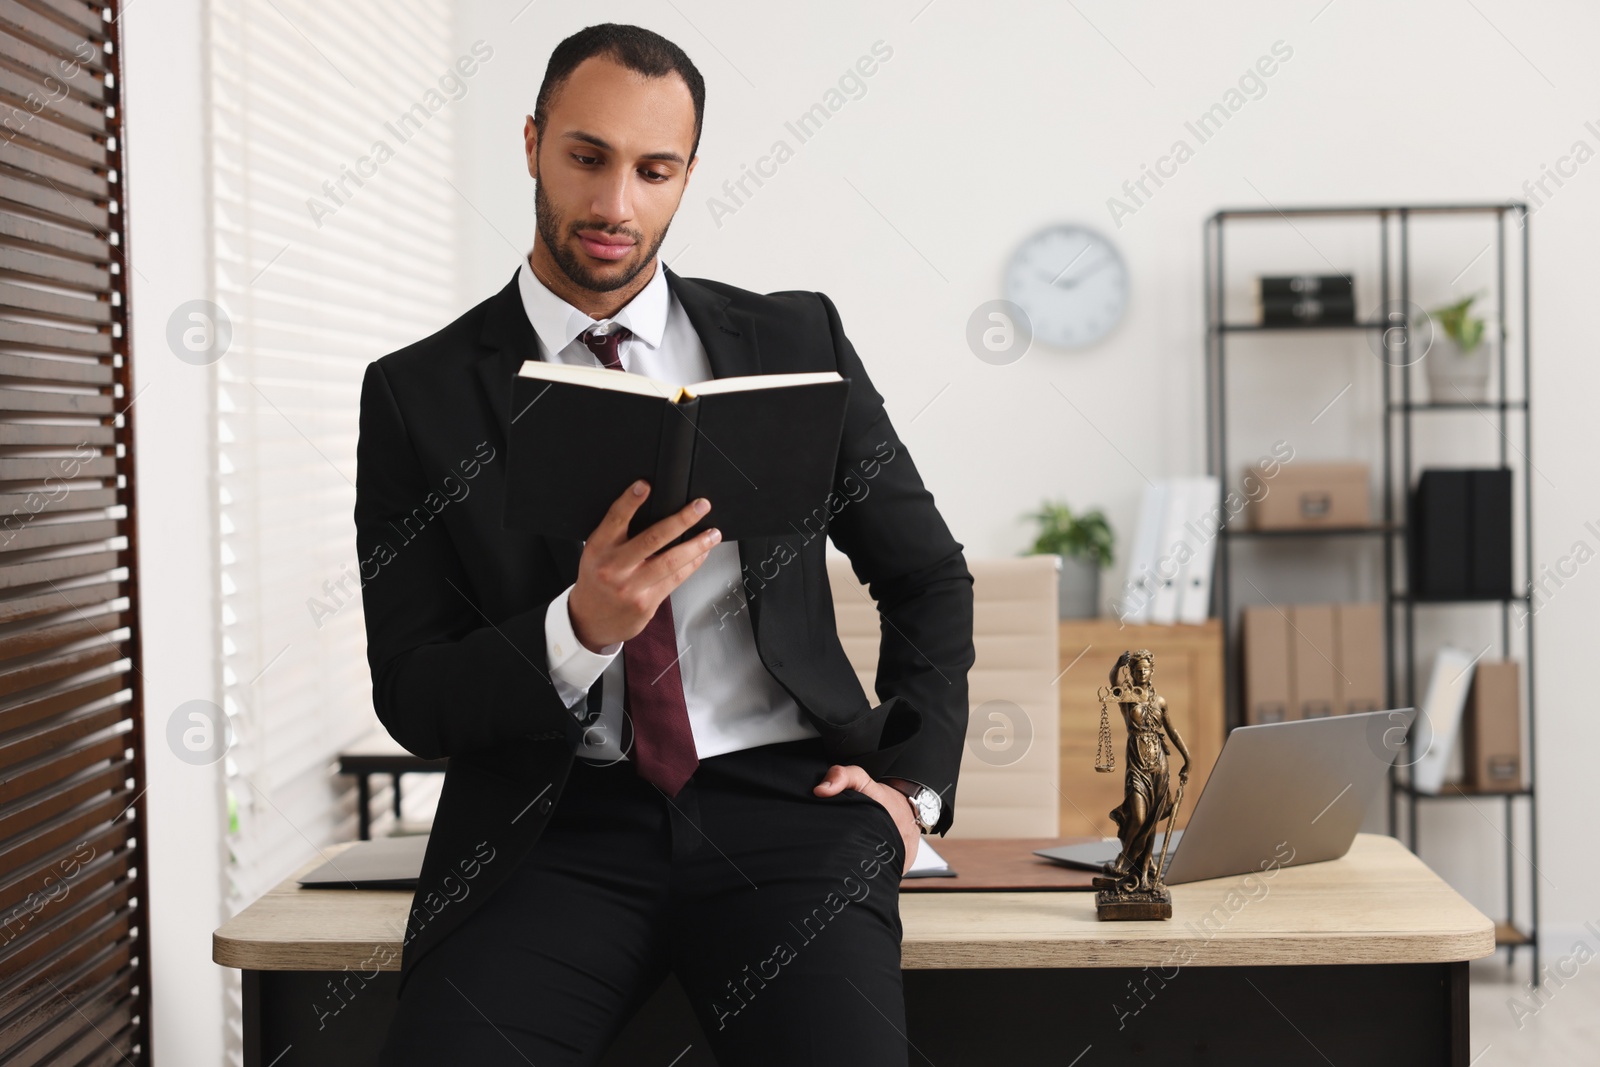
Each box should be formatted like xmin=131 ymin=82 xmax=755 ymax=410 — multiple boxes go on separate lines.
xmin=886 ymin=778 xmax=941 ymax=833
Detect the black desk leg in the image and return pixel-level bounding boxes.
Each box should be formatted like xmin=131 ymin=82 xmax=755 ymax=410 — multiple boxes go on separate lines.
xmin=392 ymin=773 xmax=404 ymax=822
xmin=1448 ymin=959 xmax=1469 ymax=1066
xmin=356 ymin=775 xmax=371 ymax=841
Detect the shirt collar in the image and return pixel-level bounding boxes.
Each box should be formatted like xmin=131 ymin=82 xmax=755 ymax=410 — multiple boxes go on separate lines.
xmin=516 ymin=252 xmax=669 ymax=356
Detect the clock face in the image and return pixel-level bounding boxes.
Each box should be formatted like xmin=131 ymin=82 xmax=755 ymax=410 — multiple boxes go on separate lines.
xmin=1003 ymin=224 xmax=1129 ymax=349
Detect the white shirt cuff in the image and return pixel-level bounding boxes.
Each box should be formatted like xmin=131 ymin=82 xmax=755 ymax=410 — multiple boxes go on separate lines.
xmin=545 ymin=584 xmax=620 ymax=709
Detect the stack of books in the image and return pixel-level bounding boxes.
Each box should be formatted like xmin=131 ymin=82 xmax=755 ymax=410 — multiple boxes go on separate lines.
xmin=1257 ymin=274 xmax=1356 ymax=326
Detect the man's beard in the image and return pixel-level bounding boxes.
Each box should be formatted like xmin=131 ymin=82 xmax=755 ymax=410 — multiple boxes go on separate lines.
xmin=533 ymin=174 xmax=671 ymax=293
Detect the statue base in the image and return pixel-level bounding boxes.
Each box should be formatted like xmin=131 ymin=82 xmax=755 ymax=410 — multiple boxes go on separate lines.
xmin=1092 ymin=881 xmax=1173 ymax=921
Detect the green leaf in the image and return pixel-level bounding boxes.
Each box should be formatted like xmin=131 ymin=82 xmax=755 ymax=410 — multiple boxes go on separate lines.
xmin=1021 ymin=499 xmax=1115 ymax=567
xmin=1428 ymin=291 xmax=1487 ymax=352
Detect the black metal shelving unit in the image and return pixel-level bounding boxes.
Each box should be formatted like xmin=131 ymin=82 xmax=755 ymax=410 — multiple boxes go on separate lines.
xmin=1202 ymin=202 xmax=1539 ymax=980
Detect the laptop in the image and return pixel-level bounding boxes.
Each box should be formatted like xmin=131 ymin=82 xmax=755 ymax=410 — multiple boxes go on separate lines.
xmin=1035 ymin=707 xmax=1415 ymax=884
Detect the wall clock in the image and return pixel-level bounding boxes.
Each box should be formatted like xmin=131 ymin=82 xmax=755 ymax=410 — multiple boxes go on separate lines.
xmin=1003 ymin=223 xmax=1129 ymax=349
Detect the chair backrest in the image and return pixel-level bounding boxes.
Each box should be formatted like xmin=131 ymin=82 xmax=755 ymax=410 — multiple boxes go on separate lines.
xmin=824 ymin=553 xmax=1060 ymax=838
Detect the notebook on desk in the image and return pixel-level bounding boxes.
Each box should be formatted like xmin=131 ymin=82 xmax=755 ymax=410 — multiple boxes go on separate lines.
xmin=298 ymin=835 xmax=428 ymax=889
xmin=904 ymin=838 xmax=954 ymax=879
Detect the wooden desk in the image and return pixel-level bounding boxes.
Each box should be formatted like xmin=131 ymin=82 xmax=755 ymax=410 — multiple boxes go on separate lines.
xmin=216 ymin=834 xmax=1492 ymax=1065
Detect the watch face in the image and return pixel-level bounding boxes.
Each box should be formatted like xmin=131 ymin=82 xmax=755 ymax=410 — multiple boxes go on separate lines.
xmin=1003 ymin=223 xmax=1129 ymax=349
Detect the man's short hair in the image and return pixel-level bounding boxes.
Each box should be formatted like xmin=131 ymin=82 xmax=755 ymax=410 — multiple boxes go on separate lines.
xmin=534 ymin=23 xmax=706 ymax=159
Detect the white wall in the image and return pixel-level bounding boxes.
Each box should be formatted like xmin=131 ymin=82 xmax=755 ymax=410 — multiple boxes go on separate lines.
xmin=121 ymin=0 xmax=228 ymax=1062
xmin=454 ymin=0 xmax=1598 ymax=945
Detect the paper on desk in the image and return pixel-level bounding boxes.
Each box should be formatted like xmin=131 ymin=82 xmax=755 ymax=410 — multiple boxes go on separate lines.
xmin=904 ymin=837 xmax=952 ymax=877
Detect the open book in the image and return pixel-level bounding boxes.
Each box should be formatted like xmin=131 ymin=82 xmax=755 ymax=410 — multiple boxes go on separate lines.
xmin=503 ymin=361 xmax=851 ymax=545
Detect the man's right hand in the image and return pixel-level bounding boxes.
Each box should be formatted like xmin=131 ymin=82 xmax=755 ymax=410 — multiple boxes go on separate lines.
xmin=567 ymin=479 xmax=721 ymax=653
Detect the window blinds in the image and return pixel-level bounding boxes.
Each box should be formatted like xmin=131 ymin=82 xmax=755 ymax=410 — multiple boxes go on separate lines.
xmin=0 ymin=0 xmax=150 ymax=1061
xmin=204 ymin=0 xmax=459 ymax=1051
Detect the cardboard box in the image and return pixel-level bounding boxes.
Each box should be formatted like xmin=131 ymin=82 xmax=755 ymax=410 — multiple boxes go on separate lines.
xmin=1242 ymin=606 xmax=1292 ymax=725
xmin=1463 ymin=660 xmax=1522 ymax=791
xmin=1334 ymin=602 xmax=1385 ymax=715
xmin=1249 ymin=462 xmax=1371 ymax=531
xmin=1289 ymin=604 xmax=1337 ymax=719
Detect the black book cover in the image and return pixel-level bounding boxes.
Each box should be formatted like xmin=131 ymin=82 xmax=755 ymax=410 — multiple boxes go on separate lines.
xmin=502 ymin=364 xmax=852 ymax=548
xmin=1468 ymin=468 xmax=1513 ymax=598
xmin=1259 ymin=295 xmax=1357 ymax=325
xmin=1412 ymin=469 xmax=1470 ymax=599
xmin=1259 ymin=274 xmax=1354 ymax=299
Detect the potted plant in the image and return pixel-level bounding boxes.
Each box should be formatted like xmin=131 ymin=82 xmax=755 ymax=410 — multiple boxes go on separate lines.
xmin=1423 ymin=293 xmax=1491 ymax=402
xmin=1023 ymin=500 xmax=1114 ymax=619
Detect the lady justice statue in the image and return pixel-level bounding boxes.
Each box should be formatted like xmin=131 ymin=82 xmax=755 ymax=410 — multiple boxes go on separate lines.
xmin=1091 ymin=649 xmax=1191 ymax=920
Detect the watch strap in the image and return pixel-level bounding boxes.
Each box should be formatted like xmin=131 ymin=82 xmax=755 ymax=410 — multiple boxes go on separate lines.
xmin=885 ymin=777 xmax=940 ymax=832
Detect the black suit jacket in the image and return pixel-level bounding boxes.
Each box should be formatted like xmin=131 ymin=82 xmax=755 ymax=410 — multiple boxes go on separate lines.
xmin=354 ymin=264 xmax=975 ymax=992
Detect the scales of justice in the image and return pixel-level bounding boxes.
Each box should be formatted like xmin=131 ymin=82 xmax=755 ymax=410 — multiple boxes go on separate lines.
xmin=1091 ymin=649 xmax=1192 ymax=921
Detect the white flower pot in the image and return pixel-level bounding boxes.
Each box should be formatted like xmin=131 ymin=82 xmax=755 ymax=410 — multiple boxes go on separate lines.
xmin=1057 ymin=555 xmax=1102 ymax=619
xmin=1425 ymin=337 xmax=1492 ymax=404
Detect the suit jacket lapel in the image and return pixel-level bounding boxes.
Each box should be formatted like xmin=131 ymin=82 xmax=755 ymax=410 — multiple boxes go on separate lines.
xmin=664 ymin=265 xmax=761 ymax=380
xmin=475 ymin=268 xmax=532 ymax=457
xmin=474 ymin=269 xmax=584 ymax=584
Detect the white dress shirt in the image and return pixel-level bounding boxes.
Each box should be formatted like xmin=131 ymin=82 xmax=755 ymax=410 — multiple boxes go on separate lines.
xmin=522 ymin=254 xmax=822 ymax=764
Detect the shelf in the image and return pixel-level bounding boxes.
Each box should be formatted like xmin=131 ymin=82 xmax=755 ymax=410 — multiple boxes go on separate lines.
xmin=1495 ymin=922 xmax=1535 ymax=948
xmin=1389 ymin=592 xmax=1531 ymax=605
xmin=1388 ymin=400 xmax=1528 ymax=412
xmin=1211 ymin=202 xmax=1525 ymax=221
xmin=1208 ymin=199 xmax=1540 ymax=978
xmin=1212 ymin=321 xmax=1380 ymax=334
xmin=1395 ymin=780 xmax=1532 ymax=799
xmin=1222 ymin=524 xmax=1396 ymax=540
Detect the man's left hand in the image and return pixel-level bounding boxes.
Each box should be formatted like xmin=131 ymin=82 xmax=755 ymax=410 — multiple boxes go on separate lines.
xmin=813 ymin=764 xmax=918 ymax=875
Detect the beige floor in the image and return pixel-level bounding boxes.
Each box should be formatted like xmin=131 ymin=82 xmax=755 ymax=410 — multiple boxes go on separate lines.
xmin=1468 ymin=948 xmax=1600 ymax=1065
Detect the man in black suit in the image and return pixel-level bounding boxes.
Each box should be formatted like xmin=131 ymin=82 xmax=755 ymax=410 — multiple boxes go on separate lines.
xmin=358 ymin=23 xmax=973 ymax=1066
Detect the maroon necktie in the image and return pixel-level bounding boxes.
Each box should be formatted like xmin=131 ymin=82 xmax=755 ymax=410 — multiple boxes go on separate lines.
xmin=580 ymin=324 xmax=700 ymax=796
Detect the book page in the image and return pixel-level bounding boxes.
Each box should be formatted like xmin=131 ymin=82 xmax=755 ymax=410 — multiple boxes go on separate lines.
xmin=685 ymin=370 xmax=843 ymax=397
xmin=518 ymin=359 xmax=684 ymax=401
